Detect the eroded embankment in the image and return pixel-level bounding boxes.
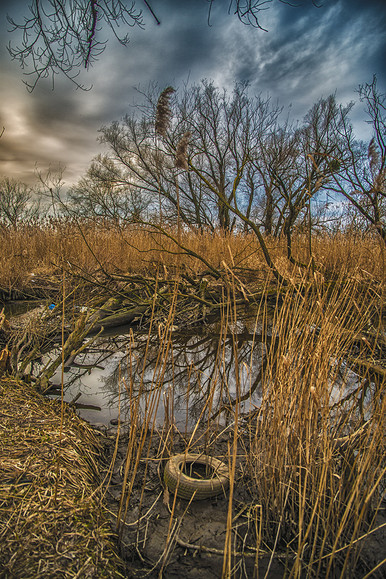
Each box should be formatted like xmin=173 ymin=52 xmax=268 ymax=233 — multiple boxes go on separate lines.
xmin=0 ymin=377 xmax=123 ymax=578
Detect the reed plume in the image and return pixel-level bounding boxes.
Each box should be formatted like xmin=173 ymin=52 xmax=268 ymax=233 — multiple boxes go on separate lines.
xmin=155 ymin=86 xmax=175 ymax=137
xmin=368 ymin=137 xmax=379 ymax=172
xmin=175 ymin=131 xmax=191 ymax=171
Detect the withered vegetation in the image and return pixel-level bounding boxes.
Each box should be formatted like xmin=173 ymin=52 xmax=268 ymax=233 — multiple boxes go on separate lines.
xmin=0 ymin=377 xmax=123 ymax=578
xmin=0 ymin=223 xmax=385 ymax=578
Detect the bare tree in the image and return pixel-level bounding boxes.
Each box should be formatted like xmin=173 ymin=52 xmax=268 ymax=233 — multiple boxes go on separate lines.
xmin=328 ymin=77 xmax=386 ymax=243
xmin=7 ymin=0 xmax=146 ymax=91
xmin=0 ymin=177 xmax=40 ymax=229
xmin=35 ymin=164 xmax=66 ymax=219
xmin=210 ymin=0 xmax=319 ymax=29
xmin=92 ymin=81 xmax=281 ymax=231
xmin=246 ymin=95 xmax=353 ymax=265
xmin=80 ymin=82 xmax=290 ymax=279
xmin=69 ymin=160 xmax=151 ymax=223
xmin=78 ymin=82 xmax=362 ymax=279
xmin=251 ymin=122 xmax=299 ymax=236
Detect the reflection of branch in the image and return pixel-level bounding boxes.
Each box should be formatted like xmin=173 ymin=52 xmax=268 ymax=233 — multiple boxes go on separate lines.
xmin=98 ymin=328 xmax=267 ymax=425
xmin=210 ymin=353 xmax=268 ymax=420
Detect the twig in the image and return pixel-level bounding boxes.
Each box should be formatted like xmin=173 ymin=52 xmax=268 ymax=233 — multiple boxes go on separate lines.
xmin=175 ymin=537 xmax=288 ymax=559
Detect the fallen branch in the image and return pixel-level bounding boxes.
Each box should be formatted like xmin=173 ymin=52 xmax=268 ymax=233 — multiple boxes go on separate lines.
xmin=175 ymin=537 xmax=288 ymax=560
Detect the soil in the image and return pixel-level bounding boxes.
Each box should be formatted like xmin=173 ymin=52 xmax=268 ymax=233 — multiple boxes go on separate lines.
xmin=97 ymin=425 xmax=282 ymax=579
xmin=95 ymin=423 xmax=386 ymax=579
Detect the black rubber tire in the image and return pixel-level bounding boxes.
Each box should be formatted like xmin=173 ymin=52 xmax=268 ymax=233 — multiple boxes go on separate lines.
xmin=164 ymin=453 xmax=229 ymax=500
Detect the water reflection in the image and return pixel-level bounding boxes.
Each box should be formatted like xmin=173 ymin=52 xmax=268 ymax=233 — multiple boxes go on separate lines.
xmin=2 ymin=300 xmax=43 ymax=317
xmin=47 ymin=315 xmax=373 ymax=431
xmin=50 ymin=317 xmax=268 ymax=429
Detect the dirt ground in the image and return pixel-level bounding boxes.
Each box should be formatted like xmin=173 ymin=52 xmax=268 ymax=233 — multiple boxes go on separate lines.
xmin=0 ymin=377 xmax=384 ymax=578
xmin=96 ymin=421 xmax=386 ymax=579
xmin=98 ymin=425 xmax=282 ymax=579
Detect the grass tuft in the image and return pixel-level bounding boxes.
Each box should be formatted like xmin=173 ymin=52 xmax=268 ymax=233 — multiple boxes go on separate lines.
xmin=0 ymin=377 xmax=123 ymax=578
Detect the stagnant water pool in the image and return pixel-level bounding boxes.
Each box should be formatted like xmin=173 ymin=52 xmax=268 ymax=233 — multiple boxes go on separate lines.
xmin=7 ymin=300 xmax=366 ymax=429
xmin=43 ymin=317 xmax=365 ymax=430
xmin=45 ymin=315 xmax=268 ymax=429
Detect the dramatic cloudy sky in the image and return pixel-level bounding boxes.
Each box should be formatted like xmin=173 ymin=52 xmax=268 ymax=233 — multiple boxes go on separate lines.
xmin=0 ymin=0 xmax=385 ymax=187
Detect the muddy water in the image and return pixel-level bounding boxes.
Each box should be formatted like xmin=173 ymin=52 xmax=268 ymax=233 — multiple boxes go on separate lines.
xmin=47 ymin=316 xmax=267 ymax=429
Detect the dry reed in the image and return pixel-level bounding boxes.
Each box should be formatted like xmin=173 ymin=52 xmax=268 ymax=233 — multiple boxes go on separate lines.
xmin=244 ymin=272 xmax=385 ymax=577
xmin=1 ymin=220 xmax=384 ymax=577
xmin=0 ymin=377 xmax=123 ymax=578
xmin=0 ymin=223 xmax=384 ymax=299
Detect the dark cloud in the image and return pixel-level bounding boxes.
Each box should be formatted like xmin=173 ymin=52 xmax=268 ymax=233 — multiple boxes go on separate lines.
xmin=0 ymin=0 xmax=385 ymax=186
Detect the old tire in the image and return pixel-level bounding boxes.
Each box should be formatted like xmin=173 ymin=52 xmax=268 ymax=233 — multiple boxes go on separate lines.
xmin=164 ymin=453 xmax=229 ymax=500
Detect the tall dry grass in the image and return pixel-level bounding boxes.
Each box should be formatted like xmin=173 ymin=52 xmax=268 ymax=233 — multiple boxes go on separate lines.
xmin=103 ymin=268 xmax=384 ymax=577
xmin=244 ymin=273 xmax=385 ymax=576
xmin=0 ymin=221 xmax=384 ymax=294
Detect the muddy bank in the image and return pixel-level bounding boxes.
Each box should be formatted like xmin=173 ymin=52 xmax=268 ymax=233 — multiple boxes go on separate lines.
xmin=98 ymin=421 xmax=386 ymax=579
xmin=1 ymin=376 xmax=385 ymax=578
xmin=99 ymin=424 xmax=287 ymax=579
